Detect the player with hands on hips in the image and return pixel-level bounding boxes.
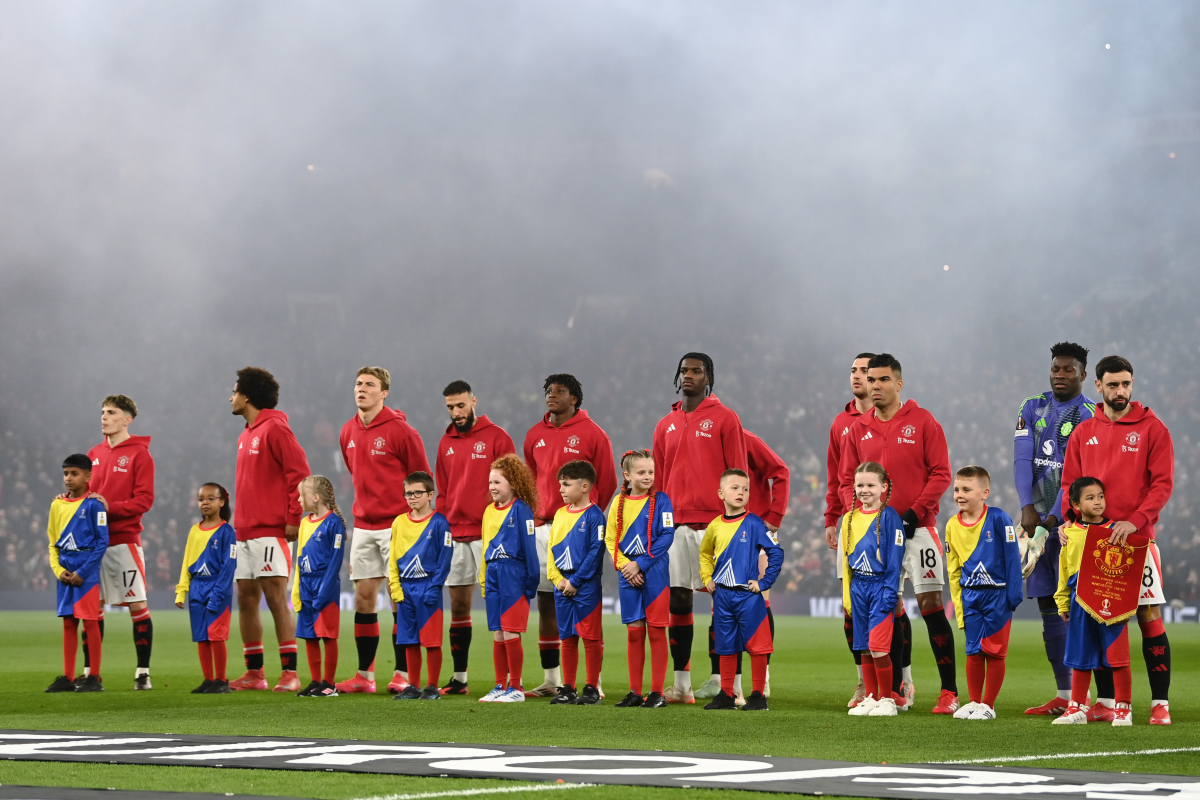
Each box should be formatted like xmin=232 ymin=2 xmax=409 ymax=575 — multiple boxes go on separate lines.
xmin=176 ymin=483 xmax=237 ymax=694
xmin=842 ymin=462 xmax=906 ymax=718
xmin=606 ymin=450 xmax=674 ymax=709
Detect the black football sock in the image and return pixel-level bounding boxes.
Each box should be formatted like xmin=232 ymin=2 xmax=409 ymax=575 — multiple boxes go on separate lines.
xmin=1093 ymin=666 xmax=1115 ymax=700
xmin=132 ymin=610 xmax=153 ymax=670
xmin=899 ymin=610 xmax=913 ymax=669
xmin=890 ymin=614 xmax=905 ymax=694
xmin=708 ymin=623 xmax=720 ymax=674
xmin=669 ymin=613 xmax=694 ymax=672
xmin=354 ymin=612 xmax=380 ymax=672
xmin=844 ymin=610 xmax=861 ymax=666
xmin=449 ymin=617 xmax=473 ymax=674
xmin=766 ymin=607 xmax=775 ymax=664
xmin=921 ymin=607 xmax=958 ymax=694
xmin=1142 ymin=632 xmax=1171 ymax=702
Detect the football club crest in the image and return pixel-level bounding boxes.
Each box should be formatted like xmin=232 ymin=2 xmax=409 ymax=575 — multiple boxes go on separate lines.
xmin=1075 ymin=525 xmax=1148 ymax=626
xmin=374 ymin=437 xmax=386 ymax=449
xmin=474 ymin=441 xmax=486 ymax=454
xmin=567 ymin=435 xmax=580 ymax=447
xmin=117 ymin=455 xmax=130 ymax=467
xmin=251 ymin=436 xmax=260 ymax=449
xmin=699 ymin=419 xmax=714 ymax=431
xmin=901 ymin=424 xmax=916 ymax=438
xmin=1126 ymin=432 xmax=1141 ymax=446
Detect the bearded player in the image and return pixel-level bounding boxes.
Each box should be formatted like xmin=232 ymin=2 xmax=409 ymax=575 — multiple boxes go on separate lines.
xmin=337 ymin=367 xmax=430 ymax=695
xmin=653 ymin=353 xmax=748 ymax=703
xmin=1014 ymin=342 xmax=1096 ymax=716
xmin=436 ymin=380 xmax=516 ymax=694
xmin=1060 ymin=354 xmax=1175 ymax=725
xmin=838 ymin=353 xmax=957 ymax=714
xmin=523 ymin=374 xmax=618 ymax=697
xmin=85 ymin=395 xmax=156 ymax=690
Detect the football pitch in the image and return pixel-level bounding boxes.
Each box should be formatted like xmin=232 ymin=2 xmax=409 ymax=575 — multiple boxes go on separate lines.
xmin=0 ymin=611 xmax=1195 ymax=800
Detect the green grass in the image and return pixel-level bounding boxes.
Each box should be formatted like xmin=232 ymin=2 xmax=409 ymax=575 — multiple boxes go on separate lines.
xmin=0 ymin=610 xmax=1196 ymax=800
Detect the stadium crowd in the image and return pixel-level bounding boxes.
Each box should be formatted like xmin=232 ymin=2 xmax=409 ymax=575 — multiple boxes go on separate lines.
xmin=2 ymin=298 xmax=1198 ymax=608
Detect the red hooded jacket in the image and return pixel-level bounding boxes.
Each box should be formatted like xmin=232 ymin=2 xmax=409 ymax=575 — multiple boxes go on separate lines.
xmin=838 ymin=399 xmax=951 ymax=530
xmin=87 ymin=435 xmax=155 ymax=546
xmin=1060 ymin=402 xmax=1174 ymax=540
xmin=340 ymin=406 xmax=430 ymax=530
xmin=745 ymin=430 xmax=790 ymax=528
xmin=235 ymin=409 xmax=311 ymax=541
xmin=824 ymin=400 xmax=864 ymax=528
xmin=652 ymin=394 xmax=748 ymax=528
xmin=435 ymin=415 xmax=516 ymax=542
xmin=523 ymin=409 xmax=617 ymax=525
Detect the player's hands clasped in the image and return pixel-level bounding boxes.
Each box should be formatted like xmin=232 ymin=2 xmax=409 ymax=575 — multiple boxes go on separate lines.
xmin=620 ymin=561 xmax=644 ymax=586
xmin=557 ymin=579 xmax=576 ymax=596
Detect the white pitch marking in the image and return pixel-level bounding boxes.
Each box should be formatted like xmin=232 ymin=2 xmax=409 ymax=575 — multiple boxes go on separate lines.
xmin=935 ymin=746 xmax=1200 ymax=765
xmin=351 ymin=783 xmax=595 ymax=800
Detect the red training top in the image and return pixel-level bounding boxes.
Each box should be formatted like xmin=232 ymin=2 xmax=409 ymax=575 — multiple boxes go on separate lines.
xmin=745 ymin=430 xmax=790 ymax=528
xmin=436 ymin=415 xmax=516 ymax=542
xmin=838 ymin=399 xmax=951 ymax=530
xmin=340 ymin=406 xmax=430 ymax=530
xmin=523 ymin=409 xmax=617 ymax=525
xmin=652 ymin=394 xmax=748 ymax=528
xmin=235 ymin=409 xmax=311 ymax=541
xmin=824 ymin=399 xmax=864 ymax=528
xmin=1060 ymin=401 xmax=1174 ymax=540
xmin=87 ymin=435 xmax=155 ymax=546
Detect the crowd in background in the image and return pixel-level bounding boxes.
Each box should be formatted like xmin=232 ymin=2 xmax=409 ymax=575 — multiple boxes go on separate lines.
xmin=2 ymin=294 xmax=1197 ymax=607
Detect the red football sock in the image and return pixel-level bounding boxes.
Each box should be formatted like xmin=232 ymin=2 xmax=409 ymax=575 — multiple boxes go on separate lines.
xmin=425 ymin=646 xmax=442 ymax=688
xmin=583 ymin=637 xmax=604 ymax=687
xmin=561 ymin=636 xmax=580 ymax=688
xmin=62 ymin=617 xmax=79 ymax=679
xmin=719 ymin=654 xmax=737 ymax=695
xmin=751 ymin=653 xmax=768 ymax=694
xmin=305 ymin=639 xmax=322 ymax=682
xmin=82 ymin=618 xmax=101 ymax=678
xmin=492 ymin=640 xmax=508 ymax=686
xmin=406 ymin=644 xmax=423 ymax=689
xmin=212 ymin=640 xmax=227 ymax=681
xmin=966 ymin=653 xmax=986 ymax=704
xmin=504 ymin=636 xmax=524 ymax=689
xmin=861 ymin=655 xmax=878 ymax=698
xmin=627 ymin=626 xmax=647 ymax=694
xmin=982 ymin=656 xmax=1006 ymax=707
xmin=872 ymin=653 xmax=893 ymax=700
xmin=198 ymin=641 xmax=214 ymax=681
xmin=1113 ymin=665 xmax=1133 ymax=705
xmin=322 ymin=639 xmax=338 ymax=684
xmin=1071 ymin=668 xmax=1091 ymax=705
xmin=647 ymin=626 xmax=668 ymax=694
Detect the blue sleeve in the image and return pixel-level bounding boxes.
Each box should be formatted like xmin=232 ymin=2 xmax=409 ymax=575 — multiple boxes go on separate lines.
xmin=755 ymin=519 xmax=784 ymax=592
xmin=1013 ymin=398 xmax=1037 ymax=510
xmin=209 ymin=525 xmax=238 ymax=612
xmin=431 ymin=516 xmax=454 ymax=587
xmin=317 ymin=519 xmax=345 ymax=610
xmin=880 ymin=508 xmax=906 ymax=608
xmin=571 ymin=507 xmax=608 ymax=584
xmin=515 ymin=501 xmax=540 ymax=598
xmin=637 ymin=493 xmax=674 ymax=572
xmin=998 ymin=512 xmax=1024 ymax=610
xmin=78 ymin=500 xmax=109 ymax=577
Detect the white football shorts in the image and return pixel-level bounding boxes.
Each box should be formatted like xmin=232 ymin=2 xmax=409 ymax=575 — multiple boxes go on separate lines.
xmin=234 ymin=536 xmax=292 ymax=581
xmin=100 ymin=543 xmax=147 ymax=605
xmin=446 ymin=539 xmax=484 ymax=587
xmin=350 ymin=527 xmax=391 ymax=581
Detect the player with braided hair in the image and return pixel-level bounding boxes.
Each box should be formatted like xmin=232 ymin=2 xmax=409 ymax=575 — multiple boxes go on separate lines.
xmin=605 ymin=451 xmax=675 ymax=708
xmin=842 ymin=462 xmax=906 ymax=717
xmin=292 ymin=476 xmax=346 ymax=697
xmin=654 ymin=352 xmax=748 ymax=703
